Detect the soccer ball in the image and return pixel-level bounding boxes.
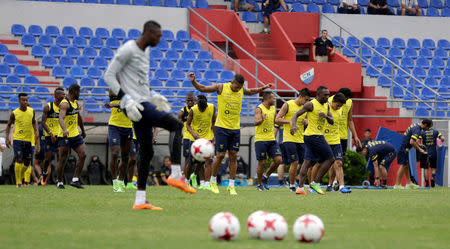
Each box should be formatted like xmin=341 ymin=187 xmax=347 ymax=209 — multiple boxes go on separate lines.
xmin=293 ymin=214 xmax=325 ymax=243
xmin=191 ymin=138 xmax=214 ymax=162
xmin=258 ymin=212 xmax=288 ymax=241
xmin=247 ymin=210 xmax=268 ymax=238
xmin=209 ymin=212 xmax=240 ymax=241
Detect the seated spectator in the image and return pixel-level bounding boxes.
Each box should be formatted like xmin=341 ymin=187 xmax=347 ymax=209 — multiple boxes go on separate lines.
xmin=313 ymin=30 xmax=335 ymax=63
xmin=233 ymin=0 xmax=255 ymax=12
xmin=338 ymin=0 xmax=361 ymax=14
xmin=398 ymin=0 xmax=421 ymax=16
xmin=261 ymin=0 xmax=289 ymax=34
xmin=150 ymin=156 xmax=172 ymax=186
xmin=367 ymin=0 xmax=394 ymax=15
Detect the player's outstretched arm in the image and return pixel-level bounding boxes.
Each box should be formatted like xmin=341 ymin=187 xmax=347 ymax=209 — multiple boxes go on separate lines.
xmin=254 ymin=107 xmax=265 ymax=126
xmin=275 ymin=103 xmax=289 ymax=125
xmin=189 ymin=73 xmax=220 ymax=93
xmin=243 ymin=83 xmax=273 ymax=95
xmin=5 ymin=113 xmax=15 ymax=148
xmin=290 ymin=102 xmax=313 ymax=135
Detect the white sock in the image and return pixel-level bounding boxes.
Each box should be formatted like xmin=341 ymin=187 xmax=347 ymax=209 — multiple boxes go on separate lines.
xmin=118 ymin=180 xmax=124 ymax=184
xmin=311 ymin=181 xmax=317 ymax=185
xmin=339 ymin=185 xmax=344 ymax=190
xmin=200 ymin=180 xmax=205 ymax=186
xmin=333 ymin=180 xmax=338 ymax=186
xmin=57 ymin=182 xmax=63 ymax=186
xmin=205 ymin=181 xmax=210 ymax=187
xmin=113 ymin=179 xmax=118 ymax=184
xmin=134 ymin=190 xmax=146 ymax=205
xmin=229 ymin=179 xmax=235 ymax=187
xmin=171 ymin=165 xmax=182 ymax=180
xmin=72 ymin=177 xmax=79 ymax=182
xmin=299 ymin=187 xmax=304 ymax=190
xmin=211 ymin=176 xmax=217 ymax=183
xmin=289 ymin=184 xmax=295 ymax=188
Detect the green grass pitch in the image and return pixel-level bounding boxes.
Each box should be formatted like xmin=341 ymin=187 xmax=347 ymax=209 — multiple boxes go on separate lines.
xmin=1 ymin=186 xmax=449 ymax=249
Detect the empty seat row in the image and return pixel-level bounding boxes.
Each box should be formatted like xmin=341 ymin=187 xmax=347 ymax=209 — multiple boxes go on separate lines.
xmin=25 ymin=0 xmax=211 ymax=9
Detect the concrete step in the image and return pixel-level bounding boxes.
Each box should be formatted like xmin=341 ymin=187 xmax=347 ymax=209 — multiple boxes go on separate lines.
xmin=38 ymin=76 xmax=59 ymax=83
xmin=256 ymin=54 xmax=280 ymax=60
xmin=29 ymin=65 xmax=46 ymax=71
xmin=0 ymin=34 xmax=15 ymax=40
xmin=30 ymin=70 xmax=50 ymax=77
xmin=16 ymin=55 xmax=36 ymax=61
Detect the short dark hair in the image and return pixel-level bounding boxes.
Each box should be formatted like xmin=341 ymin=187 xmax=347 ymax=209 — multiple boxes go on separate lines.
xmin=262 ymin=91 xmax=273 ymax=101
xmin=316 ymin=85 xmax=328 ymax=94
xmin=338 ymin=87 xmax=352 ymax=99
xmin=356 ymin=146 xmax=364 ymax=153
xmin=321 ymin=30 xmax=328 ymax=33
xmin=68 ymin=84 xmax=80 ymax=94
xmin=54 ymin=87 xmax=64 ymax=94
xmin=186 ymin=91 xmax=195 ymax=98
xmin=299 ymin=88 xmax=312 ymax=97
xmin=333 ymin=92 xmax=346 ymax=104
xmin=164 ymin=156 xmax=171 ymax=161
xmin=197 ymin=94 xmax=208 ymax=110
xmin=422 ymin=118 xmax=433 ymax=127
xmin=143 ymin=20 xmax=161 ymax=34
xmin=365 ymin=129 xmax=371 ymax=133
xmin=18 ymin=93 xmax=28 ymax=98
xmin=234 ymin=74 xmax=244 ymax=84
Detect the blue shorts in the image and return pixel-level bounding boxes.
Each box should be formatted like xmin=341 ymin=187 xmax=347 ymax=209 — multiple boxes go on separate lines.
xmin=215 ymin=126 xmax=240 ymax=152
xmin=283 ymin=142 xmax=305 ymax=164
xmin=304 ymin=135 xmax=334 ymax=163
xmin=13 ymin=140 xmax=33 ymax=161
xmin=131 ymin=139 xmax=139 ymax=156
xmin=183 ymin=139 xmax=193 ymax=158
xmin=397 ymin=148 xmax=409 ymax=165
xmin=45 ymin=136 xmax=59 ymax=153
xmin=255 ymin=141 xmax=281 ymax=161
xmin=34 ymin=143 xmax=46 ymax=161
xmin=58 ymin=135 xmax=84 ymax=150
xmin=330 ymin=144 xmax=343 ymax=161
xmin=108 ymin=125 xmax=132 ymax=147
xmin=279 ymin=142 xmax=288 ymax=164
xmin=380 ymin=151 xmax=396 ymax=171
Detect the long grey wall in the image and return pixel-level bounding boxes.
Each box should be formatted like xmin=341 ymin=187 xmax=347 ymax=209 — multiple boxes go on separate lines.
xmin=0 ymin=0 xmax=188 ymax=33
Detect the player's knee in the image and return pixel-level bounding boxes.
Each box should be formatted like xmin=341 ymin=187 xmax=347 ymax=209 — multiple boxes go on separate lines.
xmin=274 ymin=156 xmax=282 ymax=165
xmin=78 ymin=151 xmax=87 ymax=161
xmin=335 ymin=160 xmax=343 ymax=168
xmin=16 ymin=158 xmax=23 ymax=164
xmin=121 ymin=154 xmax=130 ymax=164
xmin=216 ymin=152 xmax=226 ymax=160
xmin=228 ymin=150 xmax=237 ymax=158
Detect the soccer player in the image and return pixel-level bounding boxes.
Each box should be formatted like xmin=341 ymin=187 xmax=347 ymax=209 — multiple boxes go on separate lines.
xmin=178 ymin=92 xmax=196 ymax=185
xmin=421 ymin=128 xmax=445 ymax=187
xmin=32 ymin=124 xmax=47 ymax=185
xmin=105 ymin=20 xmax=195 ymax=211
xmin=275 ymin=88 xmax=311 ymax=192
xmin=291 ymin=86 xmax=335 ymax=195
xmin=41 ymin=87 xmax=65 ymax=186
xmin=274 ymin=125 xmax=287 ymax=187
xmin=186 ymin=94 xmax=216 ymax=189
xmin=104 ymin=92 xmax=134 ymax=192
xmin=56 ymin=84 xmax=86 ymax=189
xmin=189 ymin=72 xmax=272 ymax=195
xmin=127 ymin=129 xmax=139 ymax=189
xmin=394 ymin=119 xmax=433 ymax=189
xmin=5 ymin=93 xmax=40 ymax=188
xmin=359 ymin=140 xmax=397 ymax=187
xmin=254 ymin=92 xmax=282 ymax=191
xmin=322 ymin=92 xmax=351 ymax=193
xmin=334 ymin=88 xmax=361 ymax=153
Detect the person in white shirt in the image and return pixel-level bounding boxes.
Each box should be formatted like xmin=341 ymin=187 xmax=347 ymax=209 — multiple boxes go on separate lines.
xmin=399 ymin=0 xmax=421 ymax=16
xmin=338 ymin=0 xmax=361 ymax=14
xmin=104 ymin=20 xmax=195 ymax=211
xmin=0 ymin=137 xmax=5 ymax=177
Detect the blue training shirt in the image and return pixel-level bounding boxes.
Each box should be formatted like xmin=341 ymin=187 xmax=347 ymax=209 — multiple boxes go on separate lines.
xmin=422 ymin=128 xmax=442 ymax=159
xmin=401 ymin=123 xmax=424 ymax=150
xmin=366 ymin=140 xmax=396 ymax=163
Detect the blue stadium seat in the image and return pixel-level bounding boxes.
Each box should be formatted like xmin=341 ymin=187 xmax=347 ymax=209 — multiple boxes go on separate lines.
xmin=4 ymin=54 xmax=19 ymax=66
xmin=38 ymin=35 xmax=53 ymax=47
xmin=418 ymin=0 xmax=428 ymax=8
xmin=198 ymin=50 xmax=212 ymax=62
xmin=155 ymin=69 xmax=169 ymax=80
xmin=322 ymin=4 xmax=335 ymax=13
xmin=332 ymin=36 xmax=344 ymax=48
xmin=157 ymin=40 xmax=170 ymax=52
xmin=11 ymin=24 xmax=26 ymax=36
xmin=397 ymin=67 xmax=412 ymax=78
xmin=0 ymin=85 xmax=15 ymax=99
xmin=149 ymin=0 xmax=163 ymax=6
xmin=193 ymin=60 xmax=207 ymax=71
xmin=209 ymin=60 xmax=224 ymax=72
xmin=242 ymin=11 xmax=257 ymax=22
xmin=84 ymin=98 xmax=102 ymax=112
xmin=68 ymin=0 xmax=83 ymax=2
xmin=52 ymin=65 xmax=67 ymax=78
xmin=374 ymin=46 xmax=387 ymax=57
xmin=70 ymin=66 xmax=85 ymax=78
xmin=409 ymin=78 xmax=424 ymax=90
xmin=394 ymin=76 xmax=408 ymax=87
xmin=221 ymin=70 xmax=234 ymax=82
xmin=106 ymin=37 xmax=120 ymax=49
xmin=437 ymin=86 xmax=450 ymax=99
xmin=21 ymin=34 xmax=36 ymax=47
xmin=76 ymin=56 xmax=91 ymax=68
xmin=150 ymin=79 xmax=163 ymax=87
xmin=165 ymin=80 xmax=180 ymax=88
xmin=196 ymin=0 xmax=211 ymax=8
xmin=431 ymin=0 xmax=443 ymax=8
xmin=313 ymin=0 xmax=325 ymax=4
xmin=392 ymin=85 xmax=404 ymax=98
xmin=63 ymin=47 xmax=79 ymax=59
xmin=28 ymin=25 xmax=43 ymax=37
xmin=171 ymin=40 xmax=185 ymax=52
xmin=419 ymin=48 xmax=433 ymax=59
xmin=381 ymin=65 xmax=393 ymax=77
xmin=387 ymin=0 xmax=399 ymax=7
xmin=327 ymin=0 xmax=340 ymax=5
xmin=437 ymin=39 xmax=450 ymax=50
xmin=407 ymin=38 xmax=421 ymax=50
xmin=31 ymin=45 xmax=47 ymax=57
xmin=176 ymin=30 xmax=190 ymax=42
xmin=377 ymin=37 xmax=390 ymax=48
xmin=93 ymin=57 xmax=108 ymax=70
xmin=63 ymin=77 xmax=77 ymax=88
xmin=187 ymin=40 xmax=202 ymax=52
xmin=24 ymin=75 xmax=39 ymax=85
xmin=92 ymin=88 xmax=108 ymax=100
xmin=117 ymin=0 xmax=131 ymax=4
xmin=171 ymin=69 xmax=185 ymax=80
xmin=6 ymin=75 xmax=21 ymax=84
xmin=412 ymin=67 xmax=427 ymax=79
xmin=444 ymin=68 xmax=450 ymax=77
xmin=307 ymin=3 xmax=320 ymax=12
xmin=443 ymin=7 xmax=450 ymax=16
xmin=148 ymin=59 xmax=157 ymax=70
xmin=160 ymin=89 xmax=174 ymax=96
xmin=358 ymin=46 xmax=371 ymax=57
xmin=447 ymin=0 xmax=450 ymax=8
xmin=180 ymin=0 xmax=194 ymax=8
xmin=165 ymin=50 xmax=180 ymax=61
xmin=429 ymin=67 xmax=442 ymax=79
xmin=424 ymin=77 xmax=439 ymax=89
xmin=370 ymin=56 xmax=384 ymax=68
xmin=354 ymin=57 xmax=368 ymax=67
xmin=14 ymin=65 xmax=29 ymax=77
xmin=54 ymin=36 xmax=69 ymax=49
xmin=0 ymin=64 xmax=11 ymax=77
xmin=62 ymin=26 xmax=77 ymax=38
xmin=79 ymin=27 xmax=94 ymax=39
xmin=343 ymin=47 xmax=356 ymax=57
xmin=435 ymin=48 xmax=447 ymax=59
xmin=164 ymin=0 xmax=178 ymax=8
xmin=87 ymin=67 xmax=102 ymax=79
xmin=112 ymin=28 xmax=126 ymax=40
xmin=362 ymin=37 xmax=375 ymax=48
xmin=404 ymin=48 xmax=418 ymax=59
xmin=176 ymin=59 xmax=190 ymax=71
xmin=426 ymin=7 xmax=440 ymax=16
xmin=150 ymin=49 xmax=164 ymax=61
xmin=42 ymin=55 xmax=57 ymax=68
xmin=422 ymin=39 xmax=436 ymax=50
xmin=133 ymin=0 xmax=147 ymax=5
xmin=415 ymin=108 xmax=429 ymax=117
xmin=73 ymin=36 xmax=88 ymax=48
xmin=431 ymin=57 xmax=445 ymax=69
xmin=99 ymin=47 xmax=113 ymax=59
xmin=97 ymin=78 xmax=108 ymax=87
xmin=60 ymin=56 xmax=74 ymax=69
xmin=416 ymin=57 xmax=430 ymax=69
xmin=204 ymin=70 xmax=218 ymax=82
xmin=85 ymin=0 xmax=99 ymax=3
xmin=0 ymin=43 xmax=8 ymax=56
xmin=83 ymin=47 xmax=98 ymax=59
xmin=387 ymin=56 xmax=399 ymax=65
xmin=181 ymin=80 xmax=191 ymax=88
xmin=80 ymin=77 xmax=95 ymax=89
xmin=160 ymin=59 xmax=175 ymax=70
xmin=389 ymin=47 xmax=402 ymax=58
xmin=346 ymin=36 xmax=360 ymax=48
xmin=182 ymin=50 xmax=196 ymax=61
xmin=401 ymin=57 xmax=415 ymax=69
xmin=128 ymin=29 xmax=142 ymax=39
xmin=90 ymin=37 xmax=104 ymax=49
xmin=291 ymin=2 xmax=305 ymax=12
xmin=441 ymin=76 xmax=449 ymax=87
xmin=392 ymin=38 xmax=406 ymax=49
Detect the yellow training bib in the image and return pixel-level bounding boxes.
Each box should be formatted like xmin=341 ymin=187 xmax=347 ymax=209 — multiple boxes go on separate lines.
xmin=304 ymin=99 xmax=329 ymax=136
xmin=180 ymin=106 xmax=194 ymax=141
xmin=45 ymin=102 xmax=61 ymax=136
xmin=283 ymin=100 xmax=306 ymax=143
xmin=58 ymin=98 xmax=79 ymax=138
xmin=108 ymin=100 xmax=133 ymax=128
xmin=215 ymin=82 xmax=243 ymax=130
xmin=329 ymin=95 xmax=352 ymax=140
xmin=190 ymin=103 xmax=215 ymax=141
xmin=255 ymin=104 xmax=276 ymax=142
xmin=324 ymin=100 xmax=342 ymax=145
xmin=13 ymin=107 xmax=34 ymax=142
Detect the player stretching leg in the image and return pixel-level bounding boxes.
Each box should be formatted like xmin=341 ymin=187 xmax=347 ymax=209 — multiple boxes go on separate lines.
xmin=359 ymin=140 xmax=397 ymax=188
xmin=56 ymin=84 xmax=87 ymax=189
xmin=41 ymin=87 xmax=65 ymax=186
xmin=275 ymin=88 xmax=311 ymax=193
xmin=291 ymin=86 xmax=335 ymax=195
xmin=104 ymin=93 xmax=133 ymax=192
xmin=105 ymin=20 xmax=195 ymax=210
xmin=178 ymin=92 xmax=196 ymax=186
xmin=186 ymin=94 xmax=216 ymax=189
xmin=394 ymin=119 xmax=432 ymax=189
xmin=190 ymin=73 xmax=272 ymax=195
xmin=5 ymin=93 xmax=40 ymax=188
xmin=253 ymin=92 xmax=282 ymax=191
xmin=421 ymin=128 xmax=445 ymax=187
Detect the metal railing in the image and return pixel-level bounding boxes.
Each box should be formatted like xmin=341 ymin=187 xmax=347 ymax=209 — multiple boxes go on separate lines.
xmin=322 ymin=14 xmax=444 ymax=118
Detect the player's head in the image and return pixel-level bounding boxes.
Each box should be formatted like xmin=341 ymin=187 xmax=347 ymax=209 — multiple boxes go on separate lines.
xmin=186 ymin=92 xmax=196 ymax=108
xmin=298 ymin=87 xmax=312 ymax=104
xmin=230 ymin=74 xmax=245 ymax=92
xmin=421 ymin=118 xmax=433 ymax=130
xmin=142 ymin=20 xmax=162 ymax=48
xmin=331 ymin=92 xmax=346 ymax=110
xmin=356 ymin=146 xmax=367 ymax=156
xmin=262 ymin=92 xmax=275 ymax=106
xmin=364 ymin=129 xmax=372 ymax=139
xmin=54 ymin=87 xmax=65 ymax=102
xmin=197 ymin=94 xmax=208 ymax=111
xmin=321 ymin=29 xmax=328 ymax=39
xmin=316 ymin=86 xmax=330 ymax=104
xmin=163 ymin=156 xmax=172 ymax=167
xmin=18 ymin=93 xmax=28 ymax=108
xmin=68 ymin=84 xmax=81 ymax=100
xmin=338 ymin=87 xmax=352 ymax=100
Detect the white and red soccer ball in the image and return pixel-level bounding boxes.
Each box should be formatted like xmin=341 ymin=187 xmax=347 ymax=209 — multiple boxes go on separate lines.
xmin=293 ymin=214 xmax=325 ymax=243
xmin=209 ymin=212 xmax=240 ymax=241
xmin=247 ymin=210 xmax=268 ymax=238
xmin=191 ymin=138 xmax=215 ymax=162
xmin=258 ymin=212 xmax=288 ymax=241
